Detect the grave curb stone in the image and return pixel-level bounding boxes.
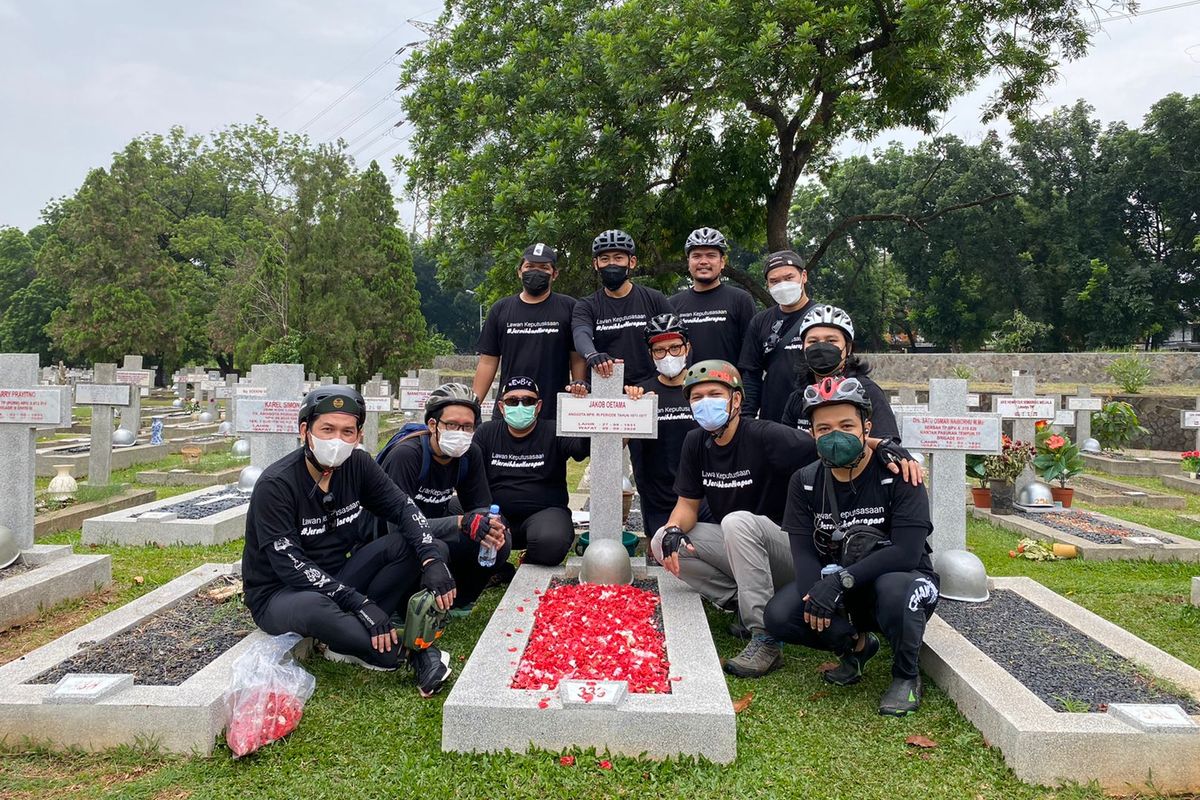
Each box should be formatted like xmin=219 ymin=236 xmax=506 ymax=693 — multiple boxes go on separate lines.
xmin=921 ymin=576 xmax=1200 ymax=793
xmin=1068 ymin=474 xmax=1187 ymax=509
xmin=972 ymin=507 xmax=1200 ymax=562
xmin=441 ymin=562 xmax=736 ymax=763
xmin=0 ymin=550 xmax=112 ymax=632
xmin=1162 ymin=475 xmax=1200 ymax=496
xmin=1192 ymin=576 xmax=1199 ymax=607
xmin=83 ymin=485 xmax=250 ymax=547
xmin=34 ymin=487 xmax=157 ymax=538
xmin=1081 ymin=453 xmax=1177 ymax=478
xmin=134 ymin=466 xmax=243 ymax=488
xmin=35 ymin=442 xmax=171 ymax=478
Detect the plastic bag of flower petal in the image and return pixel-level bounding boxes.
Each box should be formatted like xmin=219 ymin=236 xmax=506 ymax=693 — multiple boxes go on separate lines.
xmin=223 ymin=633 xmax=315 ymax=758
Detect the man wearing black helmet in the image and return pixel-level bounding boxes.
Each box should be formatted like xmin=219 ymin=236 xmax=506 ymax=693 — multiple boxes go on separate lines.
xmin=571 ymin=229 xmax=672 ymax=385
xmin=765 ymin=377 xmax=938 ymax=716
xmin=242 ymin=386 xmax=457 ymax=696
xmin=668 ymin=227 xmax=757 ymax=365
xmin=373 ymin=383 xmax=510 ymax=612
xmin=474 ymin=243 xmax=585 ymax=421
xmin=738 ymin=249 xmax=817 ymax=422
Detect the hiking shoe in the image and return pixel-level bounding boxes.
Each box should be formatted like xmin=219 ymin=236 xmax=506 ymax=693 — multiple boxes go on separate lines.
xmin=409 ymin=646 xmax=453 ymax=698
xmin=323 ymin=647 xmax=396 ymax=672
xmin=727 ymin=617 xmax=751 ymax=641
xmin=879 ymin=676 xmax=922 ymax=716
xmin=823 ymin=633 xmax=880 ymax=686
xmin=723 ymin=634 xmax=783 ymax=678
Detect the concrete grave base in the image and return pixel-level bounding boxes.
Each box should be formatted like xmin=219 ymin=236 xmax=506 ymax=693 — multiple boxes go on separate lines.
xmin=1082 ymin=453 xmax=1177 ymax=478
xmin=441 ymin=560 xmax=736 ymax=763
xmin=1162 ymin=474 xmax=1200 ymax=495
xmin=973 ymin=507 xmax=1200 ymax=562
xmin=1192 ymin=577 xmax=1199 ymax=607
xmin=35 ymin=442 xmax=170 ymax=478
xmin=0 ymin=545 xmax=112 ymax=631
xmin=83 ymin=485 xmax=249 ymax=546
xmin=34 ymin=487 xmax=157 ymax=538
xmin=135 ymin=465 xmax=242 ymax=487
xmin=1069 ymin=475 xmax=1186 ymax=509
xmin=166 ymin=436 xmax=233 ymax=455
xmin=0 ymin=562 xmax=304 ymax=755
xmin=922 ymin=577 xmax=1200 ymax=794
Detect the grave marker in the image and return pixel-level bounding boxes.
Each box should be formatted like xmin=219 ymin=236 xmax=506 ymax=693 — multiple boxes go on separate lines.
xmin=1066 ymin=386 xmax=1101 ymax=443
xmin=994 ymin=375 xmax=1054 ymax=494
xmin=1183 ymin=400 xmax=1200 ymax=452
xmin=76 ymin=363 xmax=131 ymax=486
xmin=235 ymin=364 xmax=304 ymax=469
xmin=115 ymin=355 xmax=151 ymax=435
xmin=361 ymin=380 xmax=388 ymax=451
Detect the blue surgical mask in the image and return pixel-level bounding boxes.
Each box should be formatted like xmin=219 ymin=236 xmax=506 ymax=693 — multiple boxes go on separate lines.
xmin=503 ymin=403 xmax=537 ymax=430
xmin=691 ymin=397 xmax=730 ymax=432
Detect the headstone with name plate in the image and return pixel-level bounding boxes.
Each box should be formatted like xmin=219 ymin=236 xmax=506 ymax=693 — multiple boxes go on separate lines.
xmin=1065 ymin=386 xmax=1102 ymax=443
xmin=1183 ymin=400 xmax=1200 ymax=453
xmin=76 ymin=363 xmax=131 ymax=486
xmin=993 ymin=374 xmax=1055 ymax=495
xmin=115 ymin=355 xmax=151 ymax=435
xmin=235 ymin=364 xmax=304 ymax=469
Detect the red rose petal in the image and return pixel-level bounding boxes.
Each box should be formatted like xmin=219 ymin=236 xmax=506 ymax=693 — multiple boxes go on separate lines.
xmin=559 ymin=755 xmax=575 ymax=766
xmin=598 ymin=759 xmax=613 ymax=770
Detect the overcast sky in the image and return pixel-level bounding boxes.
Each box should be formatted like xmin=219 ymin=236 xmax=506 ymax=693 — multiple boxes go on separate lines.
xmin=1 ymin=0 xmax=1198 ymax=232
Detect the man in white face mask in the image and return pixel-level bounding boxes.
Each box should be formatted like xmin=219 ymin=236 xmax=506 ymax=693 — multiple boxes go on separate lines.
xmin=373 ymin=383 xmax=509 ymax=614
xmin=737 ymin=249 xmax=818 ymax=423
xmin=241 ymin=385 xmax=458 ymax=698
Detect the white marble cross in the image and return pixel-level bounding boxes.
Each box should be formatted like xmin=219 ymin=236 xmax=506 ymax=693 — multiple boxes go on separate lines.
xmin=1062 ymin=386 xmax=1102 ymax=442
xmin=115 ymin=355 xmax=151 ymax=435
xmin=993 ymin=374 xmax=1056 ymax=495
xmin=75 ymin=363 xmax=132 ymax=486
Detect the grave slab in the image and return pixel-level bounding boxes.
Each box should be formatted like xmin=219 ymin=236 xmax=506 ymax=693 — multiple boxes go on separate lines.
xmin=35 ymin=442 xmax=170 ymax=478
xmin=0 ymin=545 xmax=112 ymax=631
xmin=972 ymin=507 xmax=1200 ymax=562
xmin=34 ymin=487 xmax=157 ymax=538
xmin=1069 ymin=474 xmax=1187 ymax=509
xmin=1082 ymin=452 xmax=1177 ymax=478
xmin=0 ymin=562 xmax=306 ymax=755
xmin=165 ymin=435 xmax=232 ymax=455
xmin=1192 ymin=576 xmax=1199 ymax=607
xmin=1162 ymin=474 xmax=1200 ymax=495
xmin=134 ymin=465 xmax=243 ymax=488
xmin=83 ymin=484 xmax=250 ymax=546
xmin=441 ymin=561 xmax=736 ymax=763
xmin=922 ymin=576 xmax=1200 ymax=794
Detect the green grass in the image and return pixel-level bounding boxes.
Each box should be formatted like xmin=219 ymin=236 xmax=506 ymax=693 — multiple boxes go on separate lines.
xmin=1072 ymin=469 xmax=1200 ymax=540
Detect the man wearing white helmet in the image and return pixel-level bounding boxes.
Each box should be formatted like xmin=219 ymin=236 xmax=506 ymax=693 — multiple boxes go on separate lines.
xmin=669 ymin=227 xmax=756 ymax=366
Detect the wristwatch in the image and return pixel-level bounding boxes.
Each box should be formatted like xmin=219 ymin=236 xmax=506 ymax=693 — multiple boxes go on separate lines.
xmin=837 ymin=569 xmax=855 ymax=590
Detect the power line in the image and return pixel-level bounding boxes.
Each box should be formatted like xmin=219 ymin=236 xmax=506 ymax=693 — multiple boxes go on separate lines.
xmin=1096 ymin=0 xmax=1200 ymax=24
xmin=344 ymin=110 xmax=405 ymax=148
xmin=350 ymin=121 xmax=407 ymax=159
xmin=298 ymin=46 xmax=414 ymax=133
xmin=326 ymin=90 xmax=401 ymax=140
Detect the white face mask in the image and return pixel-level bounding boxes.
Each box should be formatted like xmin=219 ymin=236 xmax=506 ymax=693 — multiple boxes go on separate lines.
xmin=769 ymin=280 xmax=804 ymax=307
xmin=309 ymin=434 xmax=356 ymax=469
xmin=655 ymin=354 xmax=688 ymax=379
xmin=438 ymin=430 xmax=473 ymax=458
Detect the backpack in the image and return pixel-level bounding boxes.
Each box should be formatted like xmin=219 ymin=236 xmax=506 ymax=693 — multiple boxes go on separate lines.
xmin=375 ymin=422 xmax=469 ymax=486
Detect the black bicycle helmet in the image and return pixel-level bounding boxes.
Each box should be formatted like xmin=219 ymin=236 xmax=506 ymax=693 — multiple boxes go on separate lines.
xmin=592 ymin=229 xmax=636 ymax=256
xmin=645 ymin=313 xmax=689 ymax=346
xmin=424 ymin=382 xmax=481 ymax=423
xmin=299 ymin=385 xmax=366 ymax=428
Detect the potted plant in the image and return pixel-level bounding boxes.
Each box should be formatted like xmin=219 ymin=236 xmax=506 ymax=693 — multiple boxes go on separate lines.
xmin=1033 ymin=431 xmax=1085 ymax=507
xmin=966 ymin=454 xmax=991 ymax=508
xmin=982 ymin=435 xmax=1035 ymax=515
xmin=1182 ymin=451 xmax=1200 ymax=480
xmin=1091 ymin=400 xmax=1148 ymax=455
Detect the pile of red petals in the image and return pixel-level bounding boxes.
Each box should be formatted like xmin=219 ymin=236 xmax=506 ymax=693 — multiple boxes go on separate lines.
xmin=225 ymin=689 xmax=305 ymax=758
xmin=511 ymin=583 xmax=670 ymax=694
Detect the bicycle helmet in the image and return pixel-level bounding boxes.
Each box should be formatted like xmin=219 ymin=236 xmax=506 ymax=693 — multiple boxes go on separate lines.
xmin=683 ymin=360 xmax=743 ymax=400
xmin=299 ymin=385 xmax=366 ymax=428
xmin=424 ymin=382 xmax=481 ymax=423
xmin=592 ymin=229 xmax=636 ymax=256
xmin=798 ymin=304 xmax=856 ymax=343
xmin=645 ymin=313 xmax=689 ymax=346
xmin=801 ymin=376 xmax=872 ymax=420
xmin=685 ymin=227 xmax=728 ymax=254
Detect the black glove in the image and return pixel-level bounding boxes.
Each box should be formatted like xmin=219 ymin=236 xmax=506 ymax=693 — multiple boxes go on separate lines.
xmin=804 ymin=574 xmax=845 ymax=619
xmin=586 ymin=351 xmax=614 ymax=370
xmin=355 ymin=600 xmax=391 ymax=638
xmin=460 ymin=509 xmax=491 ymax=543
xmin=660 ymin=526 xmax=692 ymax=559
xmin=421 ymin=559 xmax=456 ymax=596
xmin=876 ymin=438 xmax=913 ymax=468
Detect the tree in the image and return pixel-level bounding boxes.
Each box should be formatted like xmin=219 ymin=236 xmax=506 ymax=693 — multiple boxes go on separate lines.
xmin=412 ymin=239 xmax=485 ymax=353
xmin=400 ymin=0 xmax=1129 ymax=300
xmin=0 ymin=225 xmax=66 ymax=362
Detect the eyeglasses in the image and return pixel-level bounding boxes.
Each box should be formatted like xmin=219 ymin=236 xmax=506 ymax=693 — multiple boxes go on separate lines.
xmin=501 ymin=396 xmax=538 ymax=407
xmin=651 ymin=343 xmax=687 ymax=358
xmin=437 ymin=420 xmax=476 ymax=433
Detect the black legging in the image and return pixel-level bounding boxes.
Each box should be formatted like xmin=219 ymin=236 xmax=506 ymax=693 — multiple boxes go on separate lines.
xmin=764 ymin=570 xmax=940 ymax=679
xmin=251 ymin=533 xmax=421 ymax=670
xmin=507 ymin=507 xmax=574 ymax=566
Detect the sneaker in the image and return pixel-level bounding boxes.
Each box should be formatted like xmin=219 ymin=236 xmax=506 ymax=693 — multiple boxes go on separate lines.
xmin=409 ymin=646 xmax=453 ymax=698
xmin=879 ymin=676 xmax=922 ymax=716
xmin=723 ymin=634 xmax=783 ymax=678
xmin=823 ymin=633 xmax=880 ymax=686
xmin=323 ymin=647 xmax=396 ymax=672
xmin=727 ymin=616 xmax=751 ymax=641
xmin=449 ymin=602 xmax=475 ymax=619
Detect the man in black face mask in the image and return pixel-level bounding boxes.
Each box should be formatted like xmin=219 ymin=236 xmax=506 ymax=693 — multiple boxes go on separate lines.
xmin=571 ymin=229 xmax=673 ymax=385
xmin=474 ymin=243 xmax=586 ymax=421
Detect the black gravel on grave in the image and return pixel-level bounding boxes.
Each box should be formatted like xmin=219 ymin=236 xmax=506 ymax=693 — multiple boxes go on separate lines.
xmin=937 ymin=590 xmax=1199 ymax=713
xmin=132 ymin=485 xmax=249 ymax=520
xmin=0 ymin=560 xmax=35 ymax=580
xmin=1015 ymin=510 xmax=1171 ymax=545
xmin=28 ymin=586 xmax=254 ymax=686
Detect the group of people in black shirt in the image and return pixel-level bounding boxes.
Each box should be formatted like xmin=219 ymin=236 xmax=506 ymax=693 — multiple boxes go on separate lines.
xmin=242 ymin=226 xmax=940 ymax=716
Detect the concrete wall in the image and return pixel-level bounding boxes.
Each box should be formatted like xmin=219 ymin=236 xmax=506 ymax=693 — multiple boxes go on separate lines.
xmin=862 ymin=352 xmax=1200 ymax=386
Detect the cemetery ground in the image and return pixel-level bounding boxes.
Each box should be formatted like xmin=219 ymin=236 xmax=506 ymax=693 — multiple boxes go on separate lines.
xmin=1 ymin=462 xmax=1198 ymax=799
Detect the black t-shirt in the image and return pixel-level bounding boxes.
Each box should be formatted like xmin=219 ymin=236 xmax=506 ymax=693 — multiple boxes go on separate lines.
xmin=669 ymin=283 xmax=757 ymax=365
xmin=241 ymin=447 xmax=438 ymax=618
xmin=780 ymin=371 xmax=899 ymax=441
xmin=473 ymin=418 xmax=589 ymax=518
xmin=674 ymin=417 xmax=817 ymax=525
xmin=738 ymin=299 xmax=817 ymax=422
xmin=377 ymin=434 xmax=491 ymax=518
xmin=571 ymin=283 xmax=672 ymax=384
xmin=477 ymin=292 xmax=576 ymax=419
xmin=783 ymin=454 xmax=934 ymax=582
xmin=627 ymin=377 xmax=696 ymax=513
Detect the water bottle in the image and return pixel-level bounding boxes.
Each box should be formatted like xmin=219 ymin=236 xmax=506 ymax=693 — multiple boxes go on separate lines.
xmin=821 ymin=563 xmax=842 ymax=579
xmin=478 ymin=504 xmax=500 ymax=567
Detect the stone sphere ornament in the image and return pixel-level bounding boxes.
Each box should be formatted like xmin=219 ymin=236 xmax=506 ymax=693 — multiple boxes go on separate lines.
xmin=579 ymin=538 xmax=634 ymax=586
xmin=0 ymin=525 xmax=21 ymax=569
xmin=238 ymin=465 xmax=264 ymax=492
xmin=172 ymin=398 xmax=183 ymax=409
xmin=231 ymin=439 xmax=251 ymax=459
xmin=1080 ymin=437 xmax=1102 ymax=454
xmin=216 ymin=421 xmax=233 ymax=436
xmin=936 ymin=549 xmax=990 ymax=603
xmin=197 ymin=411 xmax=215 ymax=424
xmin=112 ymin=428 xmax=137 ymax=447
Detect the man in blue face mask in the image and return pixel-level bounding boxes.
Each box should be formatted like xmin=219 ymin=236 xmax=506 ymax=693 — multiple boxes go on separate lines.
xmin=472 ymin=376 xmax=589 ymax=566
xmin=650 ymin=360 xmax=818 ymax=678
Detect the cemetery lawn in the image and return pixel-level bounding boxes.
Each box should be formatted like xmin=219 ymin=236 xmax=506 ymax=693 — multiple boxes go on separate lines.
xmin=1 ymin=518 xmax=1196 ymax=799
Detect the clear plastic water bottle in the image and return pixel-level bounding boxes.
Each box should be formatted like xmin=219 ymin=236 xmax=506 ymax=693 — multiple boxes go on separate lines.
xmin=821 ymin=563 xmax=842 ymax=579
xmin=478 ymin=503 xmax=500 ymax=567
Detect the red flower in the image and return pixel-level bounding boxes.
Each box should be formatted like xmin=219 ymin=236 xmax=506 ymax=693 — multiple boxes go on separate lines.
xmin=559 ymin=755 xmax=575 ymax=767
xmin=598 ymin=759 xmax=613 ymax=770
xmin=1045 ymin=434 xmax=1066 ymax=450
xmin=1035 ymin=420 xmax=1049 ymax=430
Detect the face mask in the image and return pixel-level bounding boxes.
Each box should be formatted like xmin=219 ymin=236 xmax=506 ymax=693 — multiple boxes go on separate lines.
xmin=437 ymin=429 xmax=473 ymax=458
xmin=599 ymin=265 xmax=629 ymax=291
xmin=309 ymin=433 xmax=356 ymax=469
xmin=769 ymin=280 xmax=804 ymax=307
xmin=655 ymin=354 xmax=687 ymax=379
xmin=503 ymin=403 xmax=537 ymax=430
xmin=817 ymin=430 xmax=865 ymax=468
xmin=691 ymin=396 xmax=731 ymax=432
xmin=521 ymin=270 xmax=551 ymax=296
xmin=804 ymin=342 xmax=845 ymax=375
